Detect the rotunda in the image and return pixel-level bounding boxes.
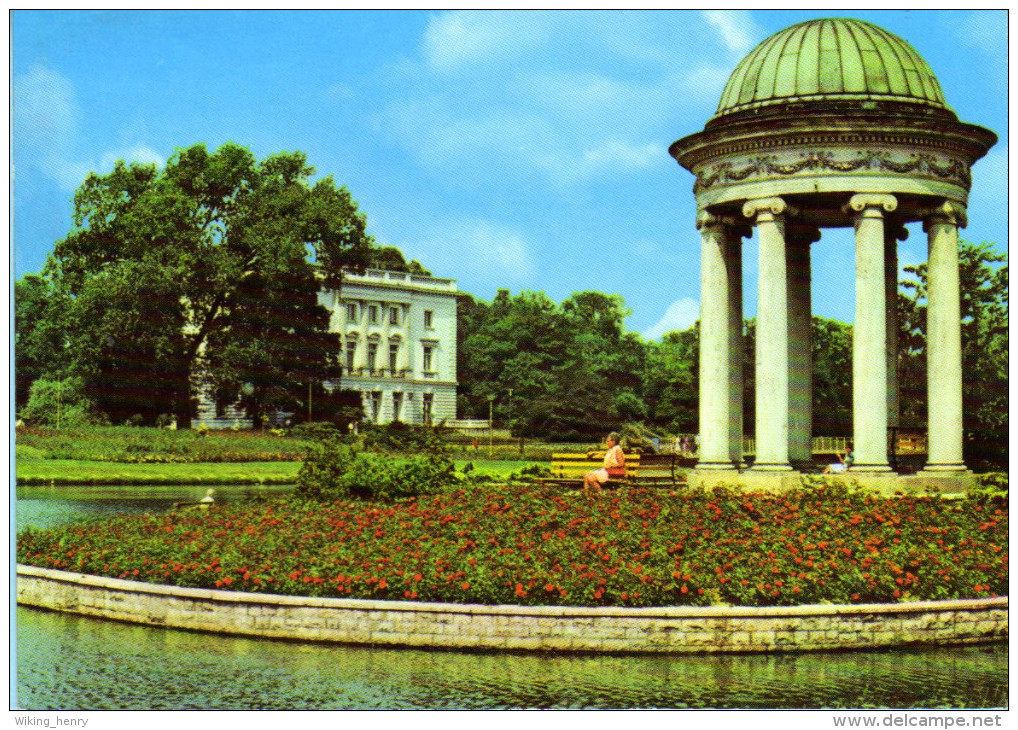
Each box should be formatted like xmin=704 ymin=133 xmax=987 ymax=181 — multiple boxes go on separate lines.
xmin=669 ymin=18 xmax=996 ymax=480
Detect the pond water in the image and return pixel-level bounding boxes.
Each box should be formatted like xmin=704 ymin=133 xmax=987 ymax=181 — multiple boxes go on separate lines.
xmin=14 ymin=486 xmax=1008 ymax=710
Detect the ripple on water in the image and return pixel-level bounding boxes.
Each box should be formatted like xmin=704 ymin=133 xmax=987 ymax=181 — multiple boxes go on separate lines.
xmin=16 ymin=606 xmax=1007 ymax=710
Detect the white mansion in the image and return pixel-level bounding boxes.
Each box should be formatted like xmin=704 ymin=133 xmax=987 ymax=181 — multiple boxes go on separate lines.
xmin=324 ymin=268 xmax=459 ymax=426
xmin=194 ymin=268 xmax=459 ymax=428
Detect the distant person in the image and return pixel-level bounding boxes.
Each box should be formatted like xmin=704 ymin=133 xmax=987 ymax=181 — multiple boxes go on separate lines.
xmin=824 ymin=448 xmax=854 ymax=474
xmin=471 ymin=438 xmax=479 ymax=452
xmin=583 ymin=432 xmax=626 ymax=491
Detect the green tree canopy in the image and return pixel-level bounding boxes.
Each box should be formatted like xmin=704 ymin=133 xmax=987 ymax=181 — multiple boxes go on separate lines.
xmin=457 ymin=289 xmax=648 ymax=439
xmin=42 ymin=142 xmax=374 ymax=425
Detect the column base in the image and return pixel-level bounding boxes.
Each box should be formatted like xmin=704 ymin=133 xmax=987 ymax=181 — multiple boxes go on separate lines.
xmin=751 ymin=462 xmax=794 ymax=472
xmin=696 ymin=461 xmax=739 ymax=471
xmin=920 ymin=464 xmax=969 ymax=473
xmin=850 ymin=464 xmax=894 ymax=473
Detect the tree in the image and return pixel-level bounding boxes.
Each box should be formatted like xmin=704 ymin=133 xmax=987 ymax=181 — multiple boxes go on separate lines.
xmin=456 ymin=289 xmax=648 ymax=439
xmin=641 ymin=326 xmax=698 ymax=433
xmin=14 ymin=274 xmax=72 ymax=410
xmin=47 ymin=142 xmax=374 ymax=426
xmin=811 ymin=316 xmax=853 ymax=436
xmin=366 ymin=246 xmax=431 ymax=275
xmin=899 ymin=240 xmax=1008 ymax=469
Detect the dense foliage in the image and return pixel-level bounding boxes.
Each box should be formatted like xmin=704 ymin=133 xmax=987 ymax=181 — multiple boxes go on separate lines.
xmin=18 ymin=142 xmax=374 ymax=427
xmin=18 ymin=485 xmax=1006 ymax=608
xmin=295 ymin=439 xmax=457 ymax=501
xmin=457 ymin=290 xmax=648 ymax=439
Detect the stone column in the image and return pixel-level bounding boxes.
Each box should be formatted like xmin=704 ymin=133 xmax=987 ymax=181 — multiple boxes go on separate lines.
xmin=727 ymin=225 xmax=747 ymax=466
xmin=845 ymin=194 xmax=896 ymax=471
xmin=923 ymin=201 xmax=968 ymax=472
xmin=697 ymin=211 xmax=737 ymax=469
xmin=787 ymin=225 xmax=820 ymax=466
xmin=744 ymin=197 xmax=797 ymax=471
xmin=885 ymin=226 xmax=906 ymax=433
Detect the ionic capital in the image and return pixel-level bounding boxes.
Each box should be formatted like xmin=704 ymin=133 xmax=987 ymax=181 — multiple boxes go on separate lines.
xmin=742 ymin=197 xmax=797 ymax=223
xmin=697 ymin=210 xmax=752 ymax=241
xmin=844 ymin=194 xmax=898 ymax=218
xmin=696 ymin=210 xmax=725 ymax=231
xmin=921 ymin=200 xmax=968 ymax=231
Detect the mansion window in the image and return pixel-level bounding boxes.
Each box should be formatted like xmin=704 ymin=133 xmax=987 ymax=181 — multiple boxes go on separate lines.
xmin=393 ymin=392 xmax=403 ymax=421
xmin=424 ymin=310 xmax=433 ymax=328
xmin=389 ymin=344 xmax=400 ymax=373
xmin=346 ymin=303 xmax=358 ymax=323
xmin=367 ymin=343 xmax=378 ymax=373
xmin=368 ymin=305 xmax=379 ymax=324
xmin=422 ymin=393 xmax=433 ymax=426
xmin=389 ymin=306 xmax=400 ymax=326
xmin=345 ymin=341 xmax=357 ymax=372
xmin=422 ymin=345 xmax=434 ymax=373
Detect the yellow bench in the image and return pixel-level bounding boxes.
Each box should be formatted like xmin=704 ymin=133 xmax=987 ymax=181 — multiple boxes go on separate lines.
xmin=548 ymin=451 xmax=641 ymax=483
xmin=540 ymin=451 xmax=683 ymax=488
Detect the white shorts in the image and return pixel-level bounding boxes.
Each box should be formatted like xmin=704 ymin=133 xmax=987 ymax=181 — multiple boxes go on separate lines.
xmin=829 ymin=463 xmax=847 ymax=473
xmin=592 ymin=468 xmax=610 ymax=483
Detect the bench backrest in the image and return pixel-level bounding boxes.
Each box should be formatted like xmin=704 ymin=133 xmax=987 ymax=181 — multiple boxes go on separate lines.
xmin=550 ymin=452 xmax=641 ymax=479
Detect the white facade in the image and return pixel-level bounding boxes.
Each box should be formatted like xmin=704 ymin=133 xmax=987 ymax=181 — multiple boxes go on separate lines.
xmin=194 ymin=268 xmax=459 ymax=428
xmin=322 ymin=268 xmax=459 ymax=426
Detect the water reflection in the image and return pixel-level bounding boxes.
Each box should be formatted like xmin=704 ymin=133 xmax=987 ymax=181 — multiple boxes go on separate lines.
xmin=14 ymin=486 xmax=1008 ymax=710
xmin=16 ymin=484 xmax=292 ymax=532
xmin=16 ymin=606 xmax=1007 ymax=710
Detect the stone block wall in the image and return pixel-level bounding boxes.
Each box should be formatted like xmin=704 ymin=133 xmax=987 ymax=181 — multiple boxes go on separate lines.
xmin=17 ymin=565 xmax=1006 ymax=654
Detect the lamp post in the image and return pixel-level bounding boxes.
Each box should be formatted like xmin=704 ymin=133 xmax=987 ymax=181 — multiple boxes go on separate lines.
xmin=488 ymin=395 xmax=495 ymax=458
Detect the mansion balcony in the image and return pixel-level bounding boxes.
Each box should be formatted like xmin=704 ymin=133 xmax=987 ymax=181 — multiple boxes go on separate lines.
xmin=341 ymin=367 xmax=411 ymax=379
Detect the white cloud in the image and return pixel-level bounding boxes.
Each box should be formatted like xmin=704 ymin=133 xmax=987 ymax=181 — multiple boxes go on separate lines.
xmin=701 ymin=10 xmax=762 ymax=56
xmin=422 ymin=10 xmax=552 ymax=71
xmin=642 ymin=297 xmax=699 ymax=340
xmin=406 ymin=218 xmax=536 ymax=286
xmin=14 ymin=64 xmax=165 ymax=191
xmin=380 ymin=11 xmax=735 ymax=191
xmin=101 ymin=145 xmax=165 ymax=170
xmin=14 ymin=64 xmax=80 ymax=188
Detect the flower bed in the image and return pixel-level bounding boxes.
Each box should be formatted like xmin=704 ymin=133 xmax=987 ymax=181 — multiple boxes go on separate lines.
xmin=16 ymin=485 xmax=1007 ymax=608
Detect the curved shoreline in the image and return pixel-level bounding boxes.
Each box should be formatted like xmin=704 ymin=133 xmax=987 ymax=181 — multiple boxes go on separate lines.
xmin=17 ymin=564 xmax=1008 ymax=654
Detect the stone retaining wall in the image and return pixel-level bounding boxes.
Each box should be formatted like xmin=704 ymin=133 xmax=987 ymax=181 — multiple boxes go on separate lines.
xmin=17 ymin=564 xmax=1007 ymax=654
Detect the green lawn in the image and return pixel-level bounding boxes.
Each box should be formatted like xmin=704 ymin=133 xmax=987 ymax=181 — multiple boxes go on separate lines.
xmin=15 ymin=457 xmax=541 ymax=485
xmin=15 ymin=459 xmax=303 ymax=485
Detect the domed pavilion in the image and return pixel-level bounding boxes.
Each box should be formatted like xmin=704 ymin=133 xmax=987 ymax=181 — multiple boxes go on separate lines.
xmin=669 ymin=18 xmax=996 ymax=485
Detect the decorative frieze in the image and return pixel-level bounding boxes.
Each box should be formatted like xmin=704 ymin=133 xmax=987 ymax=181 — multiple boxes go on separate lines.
xmin=693 ymin=149 xmax=971 ymax=195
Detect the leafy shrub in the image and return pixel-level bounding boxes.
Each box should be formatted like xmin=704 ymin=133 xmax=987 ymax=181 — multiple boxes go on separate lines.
xmin=509 ymin=463 xmax=553 ymax=482
xmin=289 ymin=421 xmax=343 ymax=442
xmin=295 ymin=439 xmax=456 ymax=501
xmin=19 ymin=377 xmax=98 ymax=427
xmin=361 ymin=421 xmax=448 ymax=453
xmin=970 ymin=472 xmax=1008 ymax=505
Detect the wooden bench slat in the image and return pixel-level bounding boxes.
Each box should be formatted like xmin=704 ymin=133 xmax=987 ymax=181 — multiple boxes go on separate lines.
xmin=543 ymin=450 xmax=681 ymax=488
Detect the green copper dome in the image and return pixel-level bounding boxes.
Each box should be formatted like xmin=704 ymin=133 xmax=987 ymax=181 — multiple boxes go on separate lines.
xmin=715 ymin=18 xmax=948 ymax=118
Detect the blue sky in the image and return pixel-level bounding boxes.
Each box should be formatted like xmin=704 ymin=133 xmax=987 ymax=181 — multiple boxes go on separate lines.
xmin=12 ymin=9 xmax=1007 ymax=340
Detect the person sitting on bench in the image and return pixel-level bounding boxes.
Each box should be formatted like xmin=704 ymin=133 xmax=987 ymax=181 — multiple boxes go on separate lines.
xmin=583 ymin=432 xmax=625 ymax=491
xmin=823 ymin=447 xmax=854 ymax=474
